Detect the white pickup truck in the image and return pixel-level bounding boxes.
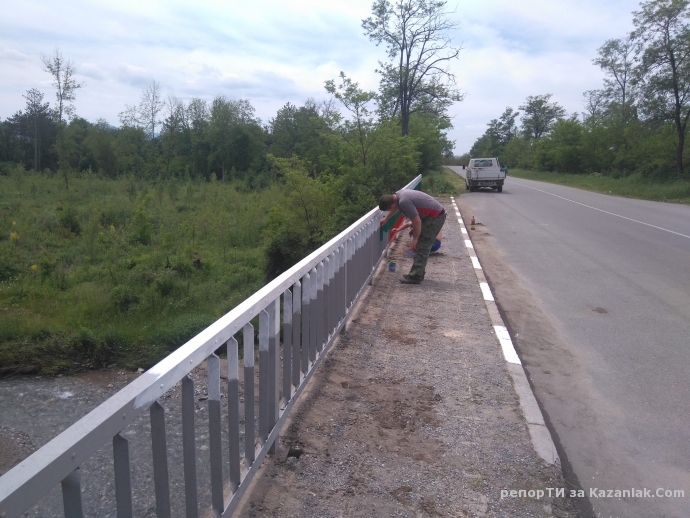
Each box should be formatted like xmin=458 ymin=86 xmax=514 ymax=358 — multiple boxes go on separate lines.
xmin=465 ymin=157 xmax=506 ymax=192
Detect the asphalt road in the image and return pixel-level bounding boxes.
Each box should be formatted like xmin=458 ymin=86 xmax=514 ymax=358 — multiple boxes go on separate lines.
xmin=448 ymin=166 xmax=690 ymax=518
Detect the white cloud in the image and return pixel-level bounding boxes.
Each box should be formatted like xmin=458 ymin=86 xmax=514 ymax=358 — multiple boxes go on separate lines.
xmin=0 ymin=48 xmax=31 ymax=62
xmin=0 ymin=0 xmax=642 ymax=152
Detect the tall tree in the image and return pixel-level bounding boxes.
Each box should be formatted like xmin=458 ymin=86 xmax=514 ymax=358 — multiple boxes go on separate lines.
xmin=161 ymin=94 xmax=186 ymax=178
xmin=519 ymin=94 xmax=566 ymax=140
xmin=325 ymin=72 xmax=377 ymax=167
xmin=138 ymin=80 xmax=163 ymax=139
xmin=41 ymin=47 xmax=84 ymax=123
xmin=582 ymin=89 xmax=606 ymax=121
xmin=22 ymin=88 xmax=51 ymax=171
xmin=594 ymin=36 xmax=637 ymax=116
xmin=362 ymin=0 xmax=464 ymax=136
xmin=633 ymin=0 xmax=690 ymax=177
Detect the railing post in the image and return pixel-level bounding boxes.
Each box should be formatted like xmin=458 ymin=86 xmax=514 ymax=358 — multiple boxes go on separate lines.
xmin=243 ymin=323 xmax=255 ymax=468
xmin=227 ymin=337 xmax=241 ymax=492
xmin=268 ymin=299 xmax=280 ymax=454
xmin=60 ymin=468 xmax=83 ymax=518
xmin=113 ymin=434 xmax=133 ymax=518
xmin=309 ymin=267 xmax=318 ymax=364
xmin=301 ymin=273 xmax=310 ymax=376
xmin=291 ymin=281 xmax=301 ymax=390
xmin=328 ymin=252 xmax=336 ymax=336
xmin=282 ymin=289 xmax=292 ymax=407
xmin=207 ymin=353 xmax=223 ymax=517
xmin=316 ymin=262 xmax=324 ymax=354
xmin=181 ymin=375 xmax=198 ymax=518
xmin=258 ymin=310 xmax=269 ymax=445
xmin=150 ymin=401 xmax=171 ymax=518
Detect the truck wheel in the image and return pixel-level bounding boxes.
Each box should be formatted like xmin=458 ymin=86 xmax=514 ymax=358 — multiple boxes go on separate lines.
xmin=497 ymin=185 xmax=503 ymax=193
xmin=465 ymin=180 xmax=470 ymax=190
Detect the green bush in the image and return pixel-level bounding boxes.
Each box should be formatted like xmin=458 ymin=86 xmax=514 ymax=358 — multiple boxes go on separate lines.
xmin=59 ymin=207 xmax=82 ymax=235
xmin=110 ymin=285 xmax=140 ymax=312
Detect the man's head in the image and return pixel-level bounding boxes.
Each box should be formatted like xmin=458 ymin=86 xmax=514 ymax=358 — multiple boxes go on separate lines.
xmin=378 ymin=194 xmax=397 ymax=211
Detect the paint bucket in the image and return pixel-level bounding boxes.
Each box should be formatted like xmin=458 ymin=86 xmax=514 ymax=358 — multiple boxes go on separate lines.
xmin=388 ymin=261 xmax=396 ymax=272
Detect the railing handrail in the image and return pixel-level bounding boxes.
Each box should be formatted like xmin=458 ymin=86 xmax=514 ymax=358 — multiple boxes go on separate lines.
xmin=0 ymin=174 xmax=422 ymax=518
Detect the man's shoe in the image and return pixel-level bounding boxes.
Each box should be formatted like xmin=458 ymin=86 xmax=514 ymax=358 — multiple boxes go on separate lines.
xmin=400 ymin=276 xmax=422 ymax=284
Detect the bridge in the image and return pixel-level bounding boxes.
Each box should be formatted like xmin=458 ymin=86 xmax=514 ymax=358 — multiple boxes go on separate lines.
xmin=0 ymin=174 xmax=567 ymax=517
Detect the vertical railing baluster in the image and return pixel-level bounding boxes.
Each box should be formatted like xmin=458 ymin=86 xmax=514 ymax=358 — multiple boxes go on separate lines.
xmin=328 ymin=252 xmax=336 ymax=336
xmin=291 ymin=281 xmax=301 ymax=390
xmin=331 ymin=250 xmax=338 ymax=334
xmin=353 ymin=231 xmax=359 ymax=296
xmin=207 ymin=354 xmax=224 ymax=516
xmin=269 ymin=299 xmax=280 ymax=454
xmin=340 ymin=244 xmax=346 ymax=326
xmin=282 ymin=289 xmax=292 ymax=407
xmin=60 ymin=468 xmax=83 ymax=518
xmin=258 ymin=309 xmax=269 ymax=445
xmin=348 ymin=236 xmax=355 ymax=307
xmin=301 ymin=273 xmax=310 ymax=376
xmin=309 ymin=267 xmax=318 ymax=364
xmin=113 ymin=434 xmax=133 ymax=518
xmin=181 ymin=375 xmax=198 ymax=518
xmin=243 ymin=323 xmax=255 ymax=468
xmin=315 ymin=262 xmax=323 ymax=354
xmin=150 ymin=401 xmax=171 ymax=518
xmin=368 ymin=221 xmax=374 ymax=281
xmin=227 ymin=337 xmax=241 ymax=492
xmin=323 ymin=258 xmax=330 ymax=344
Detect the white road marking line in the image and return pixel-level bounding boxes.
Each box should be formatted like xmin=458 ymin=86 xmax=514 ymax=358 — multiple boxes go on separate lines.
xmin=494 ymin=325 xmax=521 ymax=364
xmin=480 ymin=282 xmax=494 ymax=301
xmin=471 ymin=256 xmax=481 ymax=269
xmin=461 ymin=228 xmax=468 ymax=234
xmin=457 ymin=218 xmax=463 ymax=224
xmin=508 ymin=179 xmax=690 ymax=240
xmin=465 ymin=239 xmax=473 ymax=249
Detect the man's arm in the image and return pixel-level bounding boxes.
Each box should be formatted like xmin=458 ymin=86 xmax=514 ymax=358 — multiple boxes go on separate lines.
xmin=391 ymin=220 xmax=412 ymax=233
xmin=380 ymin=209 xmax=396 ymax=227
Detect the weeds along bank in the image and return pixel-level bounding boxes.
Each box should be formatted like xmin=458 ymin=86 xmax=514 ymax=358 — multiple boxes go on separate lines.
xmin=0 ymin=165 xmax=456 ymax=375
xmin=0 ymin=172 xmax=277 ymax=375
xmin=508 ymin=169 xmax=690 ymax=204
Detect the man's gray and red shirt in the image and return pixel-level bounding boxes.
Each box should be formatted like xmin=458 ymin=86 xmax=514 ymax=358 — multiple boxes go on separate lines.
xmin=395 ymin=189 xmax=444 ymax=221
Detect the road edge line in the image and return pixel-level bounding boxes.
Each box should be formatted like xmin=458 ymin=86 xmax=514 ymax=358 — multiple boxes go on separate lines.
xmin=450 ymin=196 xmax=560 ymax=467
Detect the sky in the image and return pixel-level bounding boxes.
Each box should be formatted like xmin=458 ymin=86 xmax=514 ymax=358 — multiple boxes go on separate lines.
xmin=0 ymin=0 xmax=643 ymax=154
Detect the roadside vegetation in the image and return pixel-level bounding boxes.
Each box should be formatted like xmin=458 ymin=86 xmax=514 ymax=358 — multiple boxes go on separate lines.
xmin=0 ymin=0 xmax=463 ymax=375
xmin=469 ymin=0 xmax=690 ymax=198
xmin=508 ymin=169 xmax=690 ymax=203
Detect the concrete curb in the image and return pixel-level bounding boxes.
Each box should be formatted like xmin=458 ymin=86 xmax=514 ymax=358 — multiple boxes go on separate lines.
xmin=450 ymin=196 xmax=560 ymax=466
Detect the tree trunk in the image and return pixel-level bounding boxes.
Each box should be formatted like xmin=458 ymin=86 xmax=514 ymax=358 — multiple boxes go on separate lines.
xmin=401 ymin=109 xmax=410 ymax=136
xmin=676 ymin=128 xmax=684 ymax=178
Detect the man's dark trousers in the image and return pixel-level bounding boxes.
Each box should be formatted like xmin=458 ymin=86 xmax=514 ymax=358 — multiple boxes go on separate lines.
xmin=408 ymin=212 xmax=446 ymax=280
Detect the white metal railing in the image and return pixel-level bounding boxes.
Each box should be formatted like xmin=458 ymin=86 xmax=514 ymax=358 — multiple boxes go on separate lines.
xmin=0 ymin=174 xmax=422 ymax=518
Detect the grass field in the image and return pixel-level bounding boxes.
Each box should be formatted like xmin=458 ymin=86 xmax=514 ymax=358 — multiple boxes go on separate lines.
xmin=507 ymin=169 xmax=690 ymax=204
xmin=0 ymin=172 xmax=276 ymax=374
xmin=424 ymin=166 xmax=464 ymax=196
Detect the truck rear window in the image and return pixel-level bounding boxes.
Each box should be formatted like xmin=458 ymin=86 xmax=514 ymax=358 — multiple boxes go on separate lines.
xmin=473 ymin=160 xmax=493 ymax=167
